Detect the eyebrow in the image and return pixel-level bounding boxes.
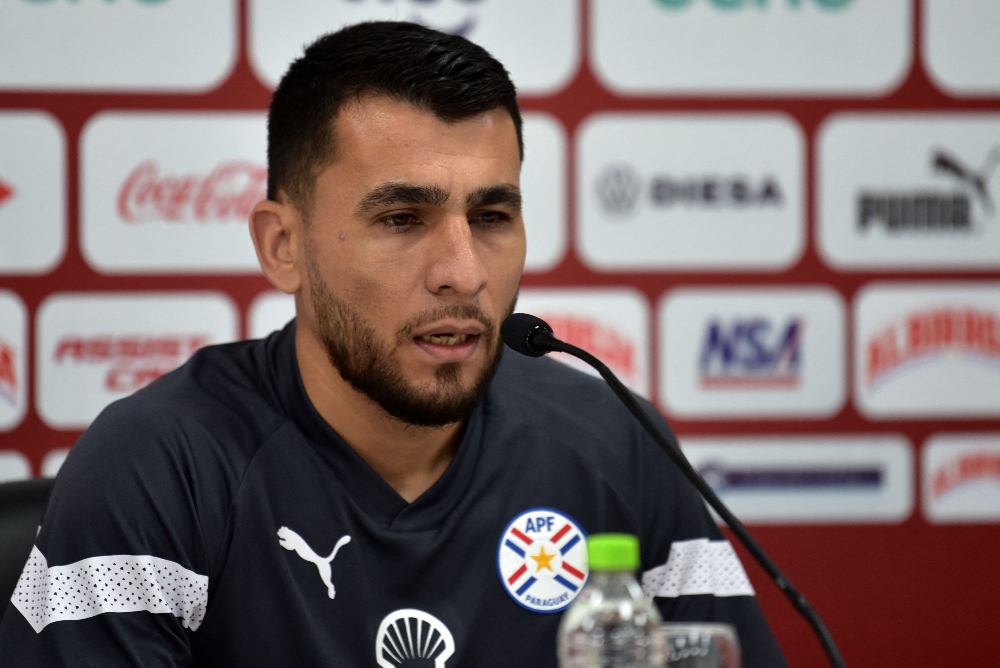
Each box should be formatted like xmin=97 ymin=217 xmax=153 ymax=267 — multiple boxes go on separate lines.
xmin=466 ymin=184 xmax=522 ymax=212
xmin=354 ymin=182 xmax=450 ymax=215
xmin=354 ymin=181 xmax=522 ymax=216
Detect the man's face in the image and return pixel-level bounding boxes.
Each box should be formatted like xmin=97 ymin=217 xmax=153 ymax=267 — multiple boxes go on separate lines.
xmin=300 ymin=97 xmax=525 ymax=426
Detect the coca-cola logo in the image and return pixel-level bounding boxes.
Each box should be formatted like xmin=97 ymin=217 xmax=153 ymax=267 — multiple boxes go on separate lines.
xmin=117 ymin=160 xmax=266 ymax=224
xmin=0 ymin=341 xmax=17 ymax=406
xmin=540 ymin=314 xmax=636 ymax=381
xmin=55 ymin=334 xmax=209 ymax=393
xmin=931 ymin=452 xmax=1000 ymax=500
xmin=866 ymin=307 xmax=1000 ymax=386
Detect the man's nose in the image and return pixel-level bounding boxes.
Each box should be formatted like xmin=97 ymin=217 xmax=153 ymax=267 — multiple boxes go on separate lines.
xmin=425 ymin=215 xmax=489 ymax=297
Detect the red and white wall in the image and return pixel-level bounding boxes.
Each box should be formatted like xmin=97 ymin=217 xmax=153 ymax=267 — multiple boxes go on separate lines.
xmin=1 ymin=1 xmax=998 ymax=665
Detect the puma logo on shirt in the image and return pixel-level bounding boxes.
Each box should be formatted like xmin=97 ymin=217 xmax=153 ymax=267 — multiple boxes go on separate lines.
xmin=277 ymin=526 xmax=351 ymax=599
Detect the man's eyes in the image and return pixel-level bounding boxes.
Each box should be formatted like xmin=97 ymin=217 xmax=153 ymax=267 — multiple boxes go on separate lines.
xmin=469 ymin=210 xmax=512 ymax=228
xmin=377 ymin=210 xmax=512 ymax=233
xmin=380 ymin=213 xmax=419 ymax=233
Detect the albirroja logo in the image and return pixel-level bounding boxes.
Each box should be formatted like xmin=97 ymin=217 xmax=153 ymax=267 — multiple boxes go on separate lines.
xmin=932 ymin=452 xmax=1000 ymax=500
xmin=55 ymin=334 xmax=209 ymax=393
xmin=117 ymin=160 xmax=266 ymax=224
xmin=540 ymin=314 xmax=636 ymax=380
xmin=866 ymin=307 xmax=1000 ymax=386
xmin=0 ymin=341 xmax=17 ymax=406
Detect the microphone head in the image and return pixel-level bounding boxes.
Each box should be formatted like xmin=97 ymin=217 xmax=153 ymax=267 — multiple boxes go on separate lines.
xmin=500 ymin=313 xmax=554 ymax=358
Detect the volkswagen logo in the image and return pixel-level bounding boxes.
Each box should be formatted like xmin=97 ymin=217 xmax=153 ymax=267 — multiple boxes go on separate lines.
xmin=595 ymin=164 xmax=643 ymax=216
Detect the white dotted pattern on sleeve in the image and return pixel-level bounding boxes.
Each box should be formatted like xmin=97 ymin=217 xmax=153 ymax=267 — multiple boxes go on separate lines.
xmin=11 ymin=545 xmax=209 ymax=634
xmin=641 ymin=538 xmax=754 ymax=600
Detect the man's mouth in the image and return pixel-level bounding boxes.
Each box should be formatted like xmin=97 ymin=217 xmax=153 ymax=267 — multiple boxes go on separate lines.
xmin=412 ymin=327 xmax=484 ymax=363
xmin=419 ymin=333 xmax=473 ymax=346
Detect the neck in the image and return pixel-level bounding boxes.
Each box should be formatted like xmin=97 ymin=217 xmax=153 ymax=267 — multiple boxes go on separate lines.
xmin=295 ymin=322 xmax=463 ymax=504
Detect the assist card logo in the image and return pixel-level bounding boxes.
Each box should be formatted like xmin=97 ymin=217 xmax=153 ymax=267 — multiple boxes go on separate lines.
xmin=496 ymin=508 xmax=588 ymax=613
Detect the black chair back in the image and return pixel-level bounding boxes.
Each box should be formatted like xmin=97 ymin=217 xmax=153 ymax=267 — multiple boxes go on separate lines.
xmin=0 ymin=478 xmax=56 ymax=605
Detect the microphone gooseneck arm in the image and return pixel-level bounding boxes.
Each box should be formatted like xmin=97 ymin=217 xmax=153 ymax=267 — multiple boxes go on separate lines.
xmin=518 ymin=322 xmax=847 ymax=668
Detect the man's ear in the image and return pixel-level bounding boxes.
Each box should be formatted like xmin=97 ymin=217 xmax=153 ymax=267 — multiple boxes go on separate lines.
xmin=250 ymin=198 xmax=303 ymax=295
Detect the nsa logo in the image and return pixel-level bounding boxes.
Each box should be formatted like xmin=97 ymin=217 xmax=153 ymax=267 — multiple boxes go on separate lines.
xmin=496 ymin=508 xmax=588 ymax=613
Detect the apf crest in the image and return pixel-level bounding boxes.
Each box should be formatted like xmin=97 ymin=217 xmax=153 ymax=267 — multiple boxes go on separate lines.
xmin=496 ymin=507 xmax=588 ymax=613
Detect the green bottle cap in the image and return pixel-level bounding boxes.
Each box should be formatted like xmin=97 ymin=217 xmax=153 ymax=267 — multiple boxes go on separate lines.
xmin=587 ymin=533 xmax=640 ymax=571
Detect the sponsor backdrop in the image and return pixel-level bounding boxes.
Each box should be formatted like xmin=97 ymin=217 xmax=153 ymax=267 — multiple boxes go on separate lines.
xmin=1 ymin=1 xmax=998 ymax=665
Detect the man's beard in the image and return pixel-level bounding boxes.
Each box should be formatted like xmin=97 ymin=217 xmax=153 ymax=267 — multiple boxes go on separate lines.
xmin=307 ymin=261 xmax=510 ymax=427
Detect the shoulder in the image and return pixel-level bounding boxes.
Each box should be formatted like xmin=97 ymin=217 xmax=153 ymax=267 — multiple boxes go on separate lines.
xmin=41 ymin=333 xmax=292 ymax=567
xmin=56 ymin=331 xmax=293 ymax=526
xmin=81 ymin=335 xmax=286 ymax=468
xmin=130 ymin=335 xmax=287 ymax=445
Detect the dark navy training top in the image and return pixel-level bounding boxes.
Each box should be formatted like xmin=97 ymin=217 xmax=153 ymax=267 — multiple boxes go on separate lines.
xmin=0 ymin=321 xmax=787 ymax=667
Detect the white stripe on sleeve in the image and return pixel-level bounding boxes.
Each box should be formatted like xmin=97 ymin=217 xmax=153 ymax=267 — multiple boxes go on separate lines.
xmin=641 ymin=538 xmax=755 ymax=599
xmin=11 ymin=545 xmax=209 ymax=634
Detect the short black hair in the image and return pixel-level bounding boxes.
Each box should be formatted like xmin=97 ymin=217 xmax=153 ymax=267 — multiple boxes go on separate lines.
xmin=267 ymin=21 xmax=523 ymax=215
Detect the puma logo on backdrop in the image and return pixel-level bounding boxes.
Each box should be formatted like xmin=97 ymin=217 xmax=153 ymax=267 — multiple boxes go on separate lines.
xmin=277 ymin=526 xmax=351 ymax=599
xmin=933 ymin=146 xmax=1000 ymax=212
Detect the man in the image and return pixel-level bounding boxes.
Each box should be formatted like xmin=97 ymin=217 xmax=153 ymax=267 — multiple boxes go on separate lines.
xmin=0 ymin=22 xmax=787 ymax=667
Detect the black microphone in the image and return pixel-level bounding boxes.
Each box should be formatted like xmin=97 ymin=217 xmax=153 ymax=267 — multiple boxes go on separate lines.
xmin=501 ymin=312 xmax=847 ymax=668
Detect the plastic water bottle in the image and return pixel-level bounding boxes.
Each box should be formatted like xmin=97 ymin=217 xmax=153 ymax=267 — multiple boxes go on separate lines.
xmin=558 ymin=534 xmax=667 ymax=668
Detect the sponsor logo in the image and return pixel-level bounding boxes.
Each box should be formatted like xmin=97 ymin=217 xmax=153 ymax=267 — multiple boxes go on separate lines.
xmin=0 ymin=340 xmax=18 ymax=407
xmin=858 ymin=148 xmax=998 ymax=234
xmin=36 ymin=293 xmax=238 ymax=429
xmin=923 ymin=435 xmax=1000 ymax=523
xmin=81 ymin=113 xmax=266 ymax=272
xmin=497 ymin=508 xmax=588 ymax=613
xmin=53 ymin=334 xmax=209 ymax=393
xmin=865 ymin=307 xmax=1000 ymax=389
xmin=699 ymin=462 xmax=881 ymax=491
xmin=655 ymin=0 xmax=852 ymax=10
xmin=515 ymin=288 xmax=650 ymax=396
xmin=594 ymin=164 xmax=643 ymax=216
xmin=819 ymin=115 xmax=1000 ymax=270
xmin=117 ymin=160 xmax=266 ymax=224
xmin=376 ymin=608 xmax=454 ymax=668
xmin=277 ymin=527 xmax=351 ymax=600
xmin=854 ymin=284 xmax=1000 ymax=417
xmin=577 ymin=114 xmax=804 ymax=271
xmin=0 ymin=178 xmax=13 ymax=208
xmin=540 ymin=314 xmax=636 ymax=382
xmin=596 ymin=165 xmax=782 ymax=217
xmin=930 ymin=451 xmax=1000 ymax=501
xmin=699 ymin=318 xmax=800 ymax=390
xmin=660 ymin=287 xmax=844 ymax=417
xmin=681 ymin=436 xmax=913 ymax=524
